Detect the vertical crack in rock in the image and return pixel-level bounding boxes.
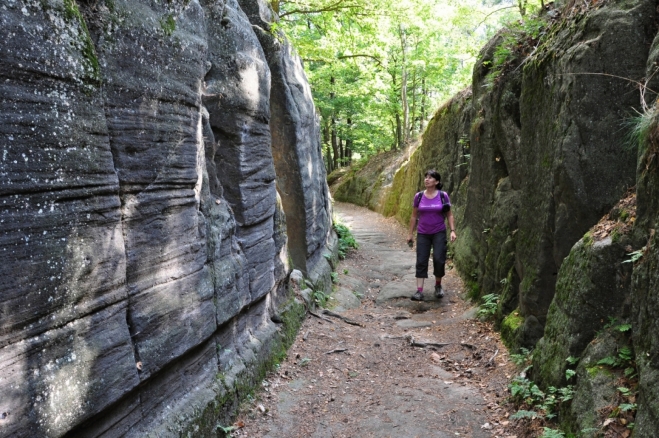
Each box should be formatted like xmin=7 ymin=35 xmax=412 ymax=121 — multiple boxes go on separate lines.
xmin=203 ymin=0 xmax=279 ymax=314
xmin=238 ymin=0 xmax=335 ymax=284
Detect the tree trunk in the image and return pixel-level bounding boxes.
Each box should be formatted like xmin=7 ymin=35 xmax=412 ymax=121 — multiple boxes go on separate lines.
xmin=399 ymin=24 xmax=409 ymax=145
xmin=420 ymin=76 xmax=427 ymax=132
xmin=410 ymin=69 xmax=417 ymax=136
xmin=346 ymin=117 xmax=353 ymax=165
xmin=323 ymin=122 xmax=333 ymax=173
xmin=395 ymin=113 xmax=402 ymax=151
xmin=338 ymin=137 xmax=344 ymax=166
xmin=331 ymin=117 xmax=339 ymax=170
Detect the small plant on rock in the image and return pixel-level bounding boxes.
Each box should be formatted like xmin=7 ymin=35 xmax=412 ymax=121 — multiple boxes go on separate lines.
xmin=511 ymin=347 xmax=533 ymax=367
xmin=333 ymin=221 xmax=358 ymax=259
xmin=313 ymin=290 xmax=329 ymax=308
xmin=509 ymin=367 xmax=574 ymax=421
xmin=540 ymin=428 xmax=565 ymax=438
xmin=477 ymin=293 xmax=499 ymax=319
xmin=622 ymin=248 xmax=644 ymax=264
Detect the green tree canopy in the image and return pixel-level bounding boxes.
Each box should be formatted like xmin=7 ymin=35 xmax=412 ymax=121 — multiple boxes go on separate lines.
xmin=276 ymin=0 xmax=542 ymax=170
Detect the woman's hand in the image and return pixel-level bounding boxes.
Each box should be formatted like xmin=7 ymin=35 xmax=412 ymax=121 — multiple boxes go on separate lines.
xmin=450 ymin=230 xmax=457 ymax=242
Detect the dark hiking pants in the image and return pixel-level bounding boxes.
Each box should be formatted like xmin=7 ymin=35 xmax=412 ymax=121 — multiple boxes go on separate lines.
xmin=415 ymin=231 xmax=447 ymax=278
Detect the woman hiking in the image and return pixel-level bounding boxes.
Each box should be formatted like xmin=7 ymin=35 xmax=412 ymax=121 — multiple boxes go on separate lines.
xmin=406 ymin=170 xmax=457 ymax=301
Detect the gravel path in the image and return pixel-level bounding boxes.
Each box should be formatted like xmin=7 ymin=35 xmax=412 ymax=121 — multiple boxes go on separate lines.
xmin=233 ymin=202 xmax=519 ymax=438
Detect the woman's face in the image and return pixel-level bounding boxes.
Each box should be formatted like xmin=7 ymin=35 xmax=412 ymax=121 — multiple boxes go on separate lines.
xmin=424 ymin=175 xmax=438 ymax=188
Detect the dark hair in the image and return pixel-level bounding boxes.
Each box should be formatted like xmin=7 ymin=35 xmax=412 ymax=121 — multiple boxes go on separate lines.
xmin=425 ymin=169 xmax=443 ymax=190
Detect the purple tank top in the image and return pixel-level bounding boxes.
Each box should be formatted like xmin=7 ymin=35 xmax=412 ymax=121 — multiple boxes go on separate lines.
xmin=415 ymin=192 xmax=450 ymax=234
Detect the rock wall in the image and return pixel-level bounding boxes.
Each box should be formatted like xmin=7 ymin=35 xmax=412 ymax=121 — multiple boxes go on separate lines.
xmin=331 ymin=89 xmax=472 ymax=228
xmin=333 ymin=0 xmax=655 ymax=344
xmin=630 ymin=110 xmax=659 ymax=437
xmin=331 ymin=149 xmax=409 ymax=211
xmin=331 ymin=0 xmax=659 ymax=432
xmin=0 ymin=0 xmax=335 ymax=436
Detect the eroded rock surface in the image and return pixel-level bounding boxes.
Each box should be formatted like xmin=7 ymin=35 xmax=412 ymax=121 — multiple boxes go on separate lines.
xmin=330 ymin=0 xmax=659 ymax=433
xmin=0 ymin=0 xmax=334 ymax=436
xmin=332 ymin=0 xmax=656 ymax=347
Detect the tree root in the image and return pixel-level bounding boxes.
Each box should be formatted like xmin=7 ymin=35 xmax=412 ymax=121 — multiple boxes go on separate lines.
xmin=407 ymin=336 xmax=451 ymax=348
xmin=321 ymin=309 xmax=365 ymax=327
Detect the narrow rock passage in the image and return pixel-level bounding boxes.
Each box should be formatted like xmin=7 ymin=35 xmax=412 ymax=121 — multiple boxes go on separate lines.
xmin=237 ymin=203 xmax=516 ymax=438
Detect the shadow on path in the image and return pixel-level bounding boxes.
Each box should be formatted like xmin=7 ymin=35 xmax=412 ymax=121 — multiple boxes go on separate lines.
xmin=236 ymin=202 xmax=516 ymax=438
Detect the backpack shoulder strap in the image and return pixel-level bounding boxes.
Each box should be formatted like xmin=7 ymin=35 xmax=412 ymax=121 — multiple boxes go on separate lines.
xmin=440 ymin=191 xmax=447 ymax=205
xmin=413 ymin=191 xmax=423 ymax=208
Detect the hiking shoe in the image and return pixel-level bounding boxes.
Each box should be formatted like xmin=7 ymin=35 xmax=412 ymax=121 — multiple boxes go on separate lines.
xmin=434 ymin=285 xmax=445 ymax=299
xmin=411 ymin=291 xmax=424 ymax=301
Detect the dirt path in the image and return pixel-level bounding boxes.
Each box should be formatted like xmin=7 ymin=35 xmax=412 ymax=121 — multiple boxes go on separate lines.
xmin=234 ymin=203 xmax=519 ymax=438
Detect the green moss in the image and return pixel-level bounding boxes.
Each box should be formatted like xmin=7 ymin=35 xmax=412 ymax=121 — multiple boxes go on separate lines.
xmin=496 ymin=265 xmax=518 ymax=322
xmin=381 ymin=166 xmax=406 ymax=218
xmin=452 ymin=225 xmax=484 ymax=304
xmin=180 ymin=298 xmax=306 ymax=437
xmin=582 ymin=231 xmax=593 ymax=247
xmin=586 ymin=365 xmax=613 ymax=379
xmin=161 ymin=14 xmax=176 ymax=37
xmin=541 ymin=153 xmax=551 ymax=169
xmin=519 ymin=268 xmax=537 ymax=295
xmin=63 ymin=0 xmax=101 ymax=84
xmin=501 ymin=309 xmax=524 ymax=348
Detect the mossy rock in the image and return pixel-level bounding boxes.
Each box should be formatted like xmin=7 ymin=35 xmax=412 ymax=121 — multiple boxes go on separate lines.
xmin=180 ymin=298 xmax=307 ymax=437
xmin=331 ymin=150 xmax=406 ymax=209
xmin=452 ymin=226 xmax=480 ymax=298
xmin=500 ymin=309 xmax=524 ymax=348
xmin=496 ymin=264 xmax=519 ymax=324
xmin=631 ymin=218 xmax=659 ymax=436
xmin=562 ymin=332 xmax=627 ymax=436
xmin=533 ymin=233 xmax=633 ymax=389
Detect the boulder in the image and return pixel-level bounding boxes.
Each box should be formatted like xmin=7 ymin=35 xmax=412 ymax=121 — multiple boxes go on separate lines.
xmin=0 ymin=0 xmax=335 ymax=435
xmin=533 ymin=225 xmax=634 ymax=388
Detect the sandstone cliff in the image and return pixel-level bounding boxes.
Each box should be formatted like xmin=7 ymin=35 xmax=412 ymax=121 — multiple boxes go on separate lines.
xmin=0 ymin=0 xmax=335 ymax=436
xmin=331 ymin=0 xmax=659 ymax=433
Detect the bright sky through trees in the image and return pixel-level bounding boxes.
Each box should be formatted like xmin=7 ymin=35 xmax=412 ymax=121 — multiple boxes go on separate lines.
xmin=275 ymin=0 xmax=541 ymax=170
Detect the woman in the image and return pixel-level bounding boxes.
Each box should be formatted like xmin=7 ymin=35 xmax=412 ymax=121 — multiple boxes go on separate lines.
xmin=406 ymin=170 xmax=457 ymax=301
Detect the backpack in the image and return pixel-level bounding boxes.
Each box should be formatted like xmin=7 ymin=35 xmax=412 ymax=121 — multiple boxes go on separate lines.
xmin=414 ymin=191 xmax=450 ymax=213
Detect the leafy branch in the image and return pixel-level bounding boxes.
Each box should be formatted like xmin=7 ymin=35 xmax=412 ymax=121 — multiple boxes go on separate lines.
xmin=277 ymin=0 xmax=363 ymax=18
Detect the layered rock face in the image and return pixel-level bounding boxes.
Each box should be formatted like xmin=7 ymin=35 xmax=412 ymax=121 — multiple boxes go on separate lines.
xmin=333 ymin=0 xmax=655 ymax=344
xmin=462 ymin=0 xmax=654 ymax=346
xmin=0 ymin=0 xmax=334 ymax=436
xmin=331 ymin=0 xmax=659 ymax=432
